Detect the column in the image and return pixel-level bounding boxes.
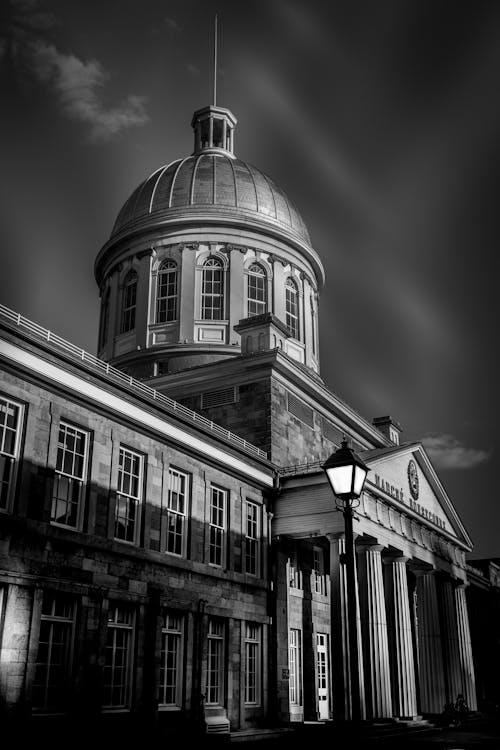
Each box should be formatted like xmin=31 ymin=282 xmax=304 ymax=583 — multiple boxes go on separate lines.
xmin=358 ymin=544 xmax=392 ymax=718
xmin=135 ymin=249 xmax=153 ymax=350
xmin=455 ymin=584 xmax=477 ymax=710
xmin=440 ymin=578 xmax=462 ymax=702
xmin=384 ymin=557 xmax=418 ymax=718
xmin=415 ymin=570 xmax=446 ymax=713
xmin=327 ymin=533 xmax=366 ymax=720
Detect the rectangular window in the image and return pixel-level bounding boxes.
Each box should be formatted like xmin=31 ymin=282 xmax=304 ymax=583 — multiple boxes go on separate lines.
xmin=209 ymin=486 xmax=226 ymax=567
xmin=312 ymin=547 xmax=326 ymax=596
xmin=0 ymin=396 xmax=23 ymax=512
xmin=115 ymin=446 xmax=143 ymax=543
xmin=289 ymin=628 xmax=302 ymax=706
xmin=159 ymin=612 xmax=184 ymax=707
xmin=244 ymin=623 xmax=261 ymax=705
xmin=166 ymin=468 xmax=189 ymax=557
xmin=206 ymin=619 xmax=224 ymax=705
xmin=51 ymin=422 xmax=89 ymax=529
xmin=32 ymin=592 xmax=74 ymax=711
xmin=103 ymin=603 xmax=134 ymax=708
xmin=245 ymin=501 xmax=259 ymax=576
xmin=201 ymin=260 xmax=224 ymax=320
xmin=288 ymin=549 xmax=302 ymax=590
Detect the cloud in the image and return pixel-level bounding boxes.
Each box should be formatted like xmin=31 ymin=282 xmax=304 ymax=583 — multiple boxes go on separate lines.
xmin=422 ymin=433 xmax=491 ymax=470
xmin=165 ymin=17 xmax=181 ymax=32
xmin=29 ymin=42 xmax=149 ymax=142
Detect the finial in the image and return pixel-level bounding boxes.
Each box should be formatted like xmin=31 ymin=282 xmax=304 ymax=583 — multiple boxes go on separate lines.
xmin=213 ymin=13 xmax=218 ymax=107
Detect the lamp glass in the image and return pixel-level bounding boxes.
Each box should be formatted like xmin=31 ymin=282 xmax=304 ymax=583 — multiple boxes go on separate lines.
xmin=353 ymin=465 xmax=368 ymax=497
xmin=325 ymin=464 xmax=354 ymax=496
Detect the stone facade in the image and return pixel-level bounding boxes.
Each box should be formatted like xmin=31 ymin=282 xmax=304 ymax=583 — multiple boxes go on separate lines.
xmin=0 ymin=99 xmax=483 ymax=739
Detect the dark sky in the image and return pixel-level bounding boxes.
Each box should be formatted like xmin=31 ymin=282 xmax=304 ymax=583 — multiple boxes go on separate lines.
xmin=1 ymin=0 xmax=498 ymax=558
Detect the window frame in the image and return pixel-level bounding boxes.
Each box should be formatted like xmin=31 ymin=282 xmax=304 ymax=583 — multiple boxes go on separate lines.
xmin=0 ymin=394 xmax=24 ymax=514
xmin=208 ymin=485 xmax=227 ymax=567
xmin=201 ymin=257 xmax=225 ymax=321
xmin=32 ymin=592 xmax=75 ymax=712
xmin=244 ymin=501 xmax=260 ymax=577
xmin=288 ymin=628 xmax=303 ymax=706
xmin=165 ymin=467 xmax=190 ymax=558
xmin=244 ymin=623 xmax=261 ymax=705
xmin=246 ymin=262 xmax=267 ymax=318
xmin=114 ymin=445 xmax=144 ymax=545
xmin=50 ymin=421 xmax=89 ymax=531
xmin=288 ymin=548 xmax=302 ymax=590
xmin=206 ymin=618 xmax=225 ymax=706
xmin=120 ymin=271 xmax=137 ymax=334
xmin=102 ymin=602 xmax=135 ymax=710
xmin=312 ymin=546 xmax=327 ymax=596
xmin=158 ymin=611 xmax=184 ymax=709
xmin=285 ymin=277 xmax=300 ymax=340
xmin=156 ymin=260 xmax=178 ymax=323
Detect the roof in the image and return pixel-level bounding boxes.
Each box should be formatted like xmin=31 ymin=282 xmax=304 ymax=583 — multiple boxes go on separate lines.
xmin=109 ymin=154 xmax=311 ymax=247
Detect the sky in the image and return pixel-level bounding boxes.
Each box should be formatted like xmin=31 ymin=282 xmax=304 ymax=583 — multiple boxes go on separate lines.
xmin=0 ymin=0 xmax=498 ymax=559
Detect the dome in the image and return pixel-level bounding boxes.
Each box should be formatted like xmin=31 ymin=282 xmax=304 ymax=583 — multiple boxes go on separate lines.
xmin=110 ymin=153 xmax=311 ymax=248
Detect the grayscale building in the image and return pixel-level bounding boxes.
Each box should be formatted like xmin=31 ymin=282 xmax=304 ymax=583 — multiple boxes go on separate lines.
xmin=0 ymin=101 xmax=478 ymax=737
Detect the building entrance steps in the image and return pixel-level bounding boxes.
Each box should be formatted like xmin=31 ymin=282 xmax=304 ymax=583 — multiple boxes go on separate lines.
xmin=230 ymin=727 xmax=295 ymax=742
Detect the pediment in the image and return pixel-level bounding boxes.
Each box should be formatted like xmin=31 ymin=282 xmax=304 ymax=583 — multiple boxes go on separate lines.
xmin=362 ymin=442 xmax=472 ymax=548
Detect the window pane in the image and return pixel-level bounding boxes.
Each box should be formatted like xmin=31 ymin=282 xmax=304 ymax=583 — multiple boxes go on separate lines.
xmin=121 ymin=273 xmax=137 ymax=333
xmin=202 ymin=258 xmax=224 ymax=320
xmin=33 ymin=594 xmax=74 ymax=711
xmin=157 ymin=262 xmax=178 ymax=323
xmin=247 ymin=264 xmax=267 ymax=318
xmin=285 ymin=279 xmax=299 ymax=339
xmin=52 ymin=423 xmax=88 ymax=528
xmin=103 ymin=605 xmax=133 ymax=708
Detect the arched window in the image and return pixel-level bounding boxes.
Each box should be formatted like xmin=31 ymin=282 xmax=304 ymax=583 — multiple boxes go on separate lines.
xmin=121 ymin=271 xmax=137 ymax=334
xmin=247 ymin=263 xmax=267 ymax=318
xmin=156 ymin=260 xmax=178 ymax=323
xmin=201 ymin=257 xmax=224 ymax=320
xmin=99 ymin=288 xmax=110 ymax=348
xmin=285 ymin=278 xmax=299 ymax=339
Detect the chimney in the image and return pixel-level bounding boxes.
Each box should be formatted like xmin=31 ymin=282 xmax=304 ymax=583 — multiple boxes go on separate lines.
xmin=372 ymin=416 xmax=402 ymax=446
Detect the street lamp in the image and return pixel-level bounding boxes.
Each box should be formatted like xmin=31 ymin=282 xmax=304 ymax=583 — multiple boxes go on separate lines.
xmin=323 ymin=439 xmax=369 ymax=723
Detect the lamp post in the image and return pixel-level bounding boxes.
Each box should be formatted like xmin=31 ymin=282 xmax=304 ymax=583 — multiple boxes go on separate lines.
xmin=323 ymin=439 xmax=369 ymax=723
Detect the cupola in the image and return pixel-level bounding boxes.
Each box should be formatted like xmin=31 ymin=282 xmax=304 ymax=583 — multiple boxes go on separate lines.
xmin=191 ymin=105 xmax=237 ymax=157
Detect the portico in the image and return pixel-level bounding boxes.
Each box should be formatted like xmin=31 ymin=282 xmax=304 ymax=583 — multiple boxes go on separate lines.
xmin=272 ymin=442 xmax=477 ymax=723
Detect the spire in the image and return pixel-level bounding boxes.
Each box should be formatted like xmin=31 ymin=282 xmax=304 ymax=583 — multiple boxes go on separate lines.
xmin=191 ymin=14 xmax=237 ymax=157
xmin=213 ymin=13 xmax=218 ymax=107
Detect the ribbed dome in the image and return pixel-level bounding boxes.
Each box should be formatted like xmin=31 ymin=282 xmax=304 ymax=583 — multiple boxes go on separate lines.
xmin=110 ymin=153 xmax=311 ymax=247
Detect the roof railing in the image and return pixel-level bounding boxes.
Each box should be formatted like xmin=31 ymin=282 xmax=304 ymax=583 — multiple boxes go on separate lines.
xmin=279 ymin=460 xmax=325 ymax=476
xmin=0 ymin=303 xmax=267 ymax=460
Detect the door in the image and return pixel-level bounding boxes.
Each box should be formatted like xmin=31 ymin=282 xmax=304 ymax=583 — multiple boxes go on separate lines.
xmin=316 ymin=633 xmax=329 ymax=720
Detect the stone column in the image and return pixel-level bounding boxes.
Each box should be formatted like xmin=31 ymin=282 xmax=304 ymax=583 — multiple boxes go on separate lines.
xmin=358 ymin=544 xmax=392 ymax=718
xmin=439 ymin=578 xmax=462 ymax=702
xmin=455 ymin=583 xmax=477 ymax=710
xmin=384 ymin=557 xmax=418 ymax=718
xmin=415 ymin=570 xmax=446 ymax=713
xmin=327 ymin=533 xmax=366 ymax=720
